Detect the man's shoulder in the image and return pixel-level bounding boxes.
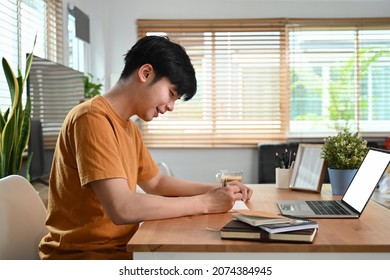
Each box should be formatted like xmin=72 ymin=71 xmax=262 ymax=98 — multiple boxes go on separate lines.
xmin=66 ymin=96 xmax=107 ymax=120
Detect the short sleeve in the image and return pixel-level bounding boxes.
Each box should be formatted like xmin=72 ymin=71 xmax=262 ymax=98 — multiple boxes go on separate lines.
xmin=71 ymin=113 xmax=127 ymax=186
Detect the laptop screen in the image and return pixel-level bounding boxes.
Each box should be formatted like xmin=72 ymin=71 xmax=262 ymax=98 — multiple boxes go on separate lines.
xmin=342 ymin=149 xmax=390 ymax=213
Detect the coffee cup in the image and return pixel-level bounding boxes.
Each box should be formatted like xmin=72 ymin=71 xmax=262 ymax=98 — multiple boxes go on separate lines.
xmin=216 ymin=169 xmax=243 ymax=186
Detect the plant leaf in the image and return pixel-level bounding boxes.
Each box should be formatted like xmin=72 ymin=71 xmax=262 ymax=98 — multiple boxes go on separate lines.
xmin=14 ymin=96 xmax=31 ymax=173
xmin=25 ymin=152 xmax=33 ymax=181
xmin=23 ymin=35 xmax=36 ymax=86
xmin=1 ymin=112 xmax=16 ymax=176
xmin=2 ymin=58 xmax=19 ymax=105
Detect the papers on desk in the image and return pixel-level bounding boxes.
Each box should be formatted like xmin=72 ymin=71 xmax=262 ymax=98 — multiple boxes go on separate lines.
xmin=232 ymin=200 xmax=249 ymax=210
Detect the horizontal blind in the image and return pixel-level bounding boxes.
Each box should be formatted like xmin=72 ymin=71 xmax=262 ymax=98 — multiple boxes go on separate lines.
xmin=28 ymin=56 xmax=84 ymax=149
xmin=36 ymin=0 xmax=65 ymax=149
xmin=0 ymin=0 xmax=19 ymax=110
xmin=138 ymin=18 xmax=390 ymax=147
xmin=138 ymin=19 xmax=289 ymax=148
xmin=45 ymin=0 xmax=64 ymax=64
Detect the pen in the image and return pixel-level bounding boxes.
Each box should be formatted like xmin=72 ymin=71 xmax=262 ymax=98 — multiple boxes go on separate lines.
xmin=288 ymin=149 xmax=292 ymax=168
xmin=275 ymin=152 xmax=285 ymax=168
xmin=282 ymin=149 xmax=289 ymax=168
xmin=289 ymin=152 xmax=296 ymax=169
xmin=276 ymin=150 xmax=296 ymax=169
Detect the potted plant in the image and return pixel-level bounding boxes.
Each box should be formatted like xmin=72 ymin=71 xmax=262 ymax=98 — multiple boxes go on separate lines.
xmin=0 ymin=43 xmax=35 ymax=180
xmin=83 ymin=73 xmax=103 ymax=99
xmin=321 ymin=128 xmax=369 ymax=195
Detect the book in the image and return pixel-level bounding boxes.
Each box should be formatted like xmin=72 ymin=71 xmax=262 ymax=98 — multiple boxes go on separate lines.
xmin=232 ymin=210 xmax=292 ymax=226
xmin=220 ymin=219 xmax=317 ymax=243
xmin=259 ymin=217 xmax=318 ymax=234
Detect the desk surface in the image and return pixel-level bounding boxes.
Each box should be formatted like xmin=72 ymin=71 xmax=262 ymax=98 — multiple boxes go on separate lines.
xmin=127 ymin=184 xmax=390 ymax=254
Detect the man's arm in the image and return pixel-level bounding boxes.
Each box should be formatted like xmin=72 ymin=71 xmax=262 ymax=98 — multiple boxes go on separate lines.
xmin=139 ymin=172 xmax=252 ymax=201
xmin=138 ymin=172 xmax=218 ymax=196
xmin=90 ymin=176 xmax=247 ymax=225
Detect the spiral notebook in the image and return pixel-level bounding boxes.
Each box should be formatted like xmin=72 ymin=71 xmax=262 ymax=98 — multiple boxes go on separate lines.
xmin=277 ymin=148 xmax=390 ymax=218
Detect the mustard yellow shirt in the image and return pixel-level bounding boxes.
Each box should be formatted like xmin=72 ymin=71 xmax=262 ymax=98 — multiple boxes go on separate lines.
xmin=39 ymin=96 xmax=159 ymax=259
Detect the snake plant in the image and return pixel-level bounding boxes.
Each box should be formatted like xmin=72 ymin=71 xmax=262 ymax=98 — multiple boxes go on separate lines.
xmin=0 ymin=42 xmax=35 ymax=180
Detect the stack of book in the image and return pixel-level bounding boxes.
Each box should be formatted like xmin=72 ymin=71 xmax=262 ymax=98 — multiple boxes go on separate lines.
xmin=220 ymin=210 xmax=318 ymax=243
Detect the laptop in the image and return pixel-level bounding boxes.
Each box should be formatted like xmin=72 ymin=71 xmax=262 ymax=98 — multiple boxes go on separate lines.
xmin=277 ymin=148 xmax=390 ymax=218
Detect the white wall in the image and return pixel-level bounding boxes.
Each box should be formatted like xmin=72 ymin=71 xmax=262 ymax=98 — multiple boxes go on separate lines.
xmin=100 ymin=0 xmax=390 ymax=86
xmin=62 ymin=0 xmax=390 ymax=183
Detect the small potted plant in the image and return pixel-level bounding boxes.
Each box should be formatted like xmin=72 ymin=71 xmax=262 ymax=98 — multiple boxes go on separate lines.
xmin=321 ymin=128 xmax=369 ymax=195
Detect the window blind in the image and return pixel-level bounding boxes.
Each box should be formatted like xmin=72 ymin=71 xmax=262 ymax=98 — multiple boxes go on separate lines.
xmin=0 ymin=0 xmax=19 ymax=110
xmin=28 ymin=56 xmax=84 ymax=149
xmin=0 ymin=0 xmax=64 ymax=149
xmin=138 ymin=19 xmax=289 ymax=148
xmin=138 ymin=18 xmax=390 ymax=148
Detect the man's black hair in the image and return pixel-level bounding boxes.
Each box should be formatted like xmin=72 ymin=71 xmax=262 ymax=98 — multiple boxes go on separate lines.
xmin=119 ymin=36 xmax=197 ymax=101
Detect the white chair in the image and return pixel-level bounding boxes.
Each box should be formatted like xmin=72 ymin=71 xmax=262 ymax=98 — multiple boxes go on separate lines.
xmin=0 ymin=175 xmax=48 ymax=259
xmin=136 ymin=162 xmax=174 ymax=194
xmin=157 ymin=161 xmax=174 ymax=177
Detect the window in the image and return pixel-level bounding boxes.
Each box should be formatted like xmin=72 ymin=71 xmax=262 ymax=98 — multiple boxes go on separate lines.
xmin=138 ymin=19 xmax=289 ymax=148
xmin=289 ymin=21 xmax=390 ymax=137
xmin=0 ymin=0 xmax=63 ymax=148
xmin=138 ymin=18 xmax=390 ymax=148
xmin=68 ymin=5 xmax=90 ymax=73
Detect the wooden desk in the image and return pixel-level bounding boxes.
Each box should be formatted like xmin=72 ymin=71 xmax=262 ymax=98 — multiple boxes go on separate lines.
xmin=127 ymin=184 xmax=390 ymax=260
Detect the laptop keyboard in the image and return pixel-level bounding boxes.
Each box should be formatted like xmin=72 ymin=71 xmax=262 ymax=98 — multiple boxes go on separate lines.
xmin=307 ymin=201 xmax=350 ymax=215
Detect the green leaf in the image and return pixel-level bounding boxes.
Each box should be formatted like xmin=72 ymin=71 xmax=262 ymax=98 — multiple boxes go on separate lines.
xmin=14 ymin=97 xmax=31 ymax=173
xmin=1 ymin=112 xmax=16 ymax=175
xmin=14 ymin=75 xmax=23 ymax=112
xmin=0 ymin=113 xmax=5 ymax=133
xmin=3 ymin=108 xmax=10 ymax=123
xmin=25 ymin=152 xmax=33 ymax=181
xmin=2 ymin=58 xmax=19 ymax=105
xmin=23 ymin=36 xmax=36 ymax=86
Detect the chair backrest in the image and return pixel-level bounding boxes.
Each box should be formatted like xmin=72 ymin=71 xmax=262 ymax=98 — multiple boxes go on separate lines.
xmin=157 ymin=162 xmax=174 ymax=177
xmin=0 ymin=175 xmax=48 ymax=259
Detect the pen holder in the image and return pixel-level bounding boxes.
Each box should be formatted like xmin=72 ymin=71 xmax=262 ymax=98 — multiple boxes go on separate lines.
xmin=275 ymin=168 xmax=293 ymax=189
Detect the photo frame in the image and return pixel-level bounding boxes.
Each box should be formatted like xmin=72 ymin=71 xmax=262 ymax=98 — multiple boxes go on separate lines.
xmin=289 ymin=144 xmax=326 ymax=193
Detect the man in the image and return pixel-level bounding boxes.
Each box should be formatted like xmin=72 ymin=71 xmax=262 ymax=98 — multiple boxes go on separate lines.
xmin=39 ymin=36 xmax=253 ymax=259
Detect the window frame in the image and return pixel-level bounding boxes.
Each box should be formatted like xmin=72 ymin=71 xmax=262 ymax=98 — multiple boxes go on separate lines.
xmin=138 ymin=18 xmax=390 ymax=148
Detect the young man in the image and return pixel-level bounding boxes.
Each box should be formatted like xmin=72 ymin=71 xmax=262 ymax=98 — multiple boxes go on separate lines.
xmin=39 ymin=36 xmax=253 ymax=259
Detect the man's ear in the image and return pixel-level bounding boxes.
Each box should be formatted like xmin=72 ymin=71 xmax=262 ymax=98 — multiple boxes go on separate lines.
xmin=138 ymin=64 xmax=153 ymax=82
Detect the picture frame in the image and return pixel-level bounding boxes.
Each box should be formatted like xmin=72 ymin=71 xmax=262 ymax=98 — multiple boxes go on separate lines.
xmin=289 ymin=143 xmax=326 ymax=193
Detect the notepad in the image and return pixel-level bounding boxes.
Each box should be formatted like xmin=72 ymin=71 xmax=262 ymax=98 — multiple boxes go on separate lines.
xmin=232 ymin=200 xmax=249 ymax=210
xmin=232 ymin=210 xmax=292 ymax=226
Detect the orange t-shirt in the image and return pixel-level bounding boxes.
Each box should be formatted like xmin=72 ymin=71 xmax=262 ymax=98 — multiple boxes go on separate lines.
xmin=39 ymin=96 xmax=159 ymax=259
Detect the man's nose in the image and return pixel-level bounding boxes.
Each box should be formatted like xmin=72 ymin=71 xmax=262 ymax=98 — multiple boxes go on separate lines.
xmin=166 ymin=100 xmax=175 ymax=112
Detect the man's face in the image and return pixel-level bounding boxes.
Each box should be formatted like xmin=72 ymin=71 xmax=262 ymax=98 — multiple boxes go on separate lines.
xmin=137 ymin=76 xmax=180 ymax=122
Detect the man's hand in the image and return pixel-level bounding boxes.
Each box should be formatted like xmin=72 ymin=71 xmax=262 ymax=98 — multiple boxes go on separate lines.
xmin=225 ymin=181 xmax=253 ymax=202
xmin=201 ymin=183 xmax=253 ymax=214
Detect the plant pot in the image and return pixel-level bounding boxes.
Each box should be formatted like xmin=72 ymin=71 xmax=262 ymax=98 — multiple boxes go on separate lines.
xmin=328 ymin=168 xmax=358 ymax=195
